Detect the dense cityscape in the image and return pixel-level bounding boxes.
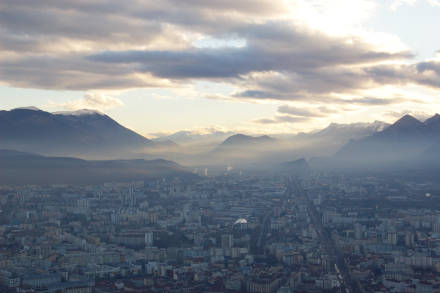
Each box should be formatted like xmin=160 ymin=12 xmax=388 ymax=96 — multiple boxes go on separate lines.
xmin=1 ymin=171 xmax=439 ymax=293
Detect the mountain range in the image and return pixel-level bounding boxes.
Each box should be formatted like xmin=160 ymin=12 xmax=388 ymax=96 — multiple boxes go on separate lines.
xmin=153 ymin=129 xmax=234 ymax=145
xmin=334 ymin=114 xmax=440 ymax=169
xmin=0 ymin=107 xmax=151 ymax=157
xmin=150 ymin=121 xmax=391 ymax=165
xmin=308 ymin=120 xmax=389 ymax=141
xmin=3 ymin=106 xmax=440 ymax=173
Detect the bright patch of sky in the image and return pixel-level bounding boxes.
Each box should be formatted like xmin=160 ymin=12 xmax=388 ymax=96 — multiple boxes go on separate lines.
xmin=0 ymin=86 xmax=84 ymax=110
xmin=371 ymin=0 xmax=440 ymax=60
xmin=193 ymin=36 xmax=247 ymax=49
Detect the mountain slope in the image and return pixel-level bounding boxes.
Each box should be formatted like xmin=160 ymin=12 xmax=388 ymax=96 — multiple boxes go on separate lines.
xmin=334 ymin=114 xmax=440 ymax=168
xmin=0 ymin=150 xmax=196 ymax=185
xmin=0 ymin=108 xmax=151 ymax=157
xmin=154 ymin=129 xmax=234 ymax=145
xmin=425 ymin=113 xmax=440 ymax=132
xmin=311 ymin=120 xmax=389 ymax=141
xmin=279 ymin=158 xmax=310 ymax=176
xmin=219 ymin=134 xmax=276 ymax=148
xmin=212 ymin=134 xmax=277 ymax=158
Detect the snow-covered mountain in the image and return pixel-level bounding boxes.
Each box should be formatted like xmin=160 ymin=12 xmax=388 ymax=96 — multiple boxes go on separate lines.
xmin=53 ymin=109 xmax=104 ymax=116
xmin=154 ymin=129 xmax=235 ymax=145
xmin=335 ymin=114 xmax=440 ymax=168
xmin=312 ymin=120 xmax=390 ymax=140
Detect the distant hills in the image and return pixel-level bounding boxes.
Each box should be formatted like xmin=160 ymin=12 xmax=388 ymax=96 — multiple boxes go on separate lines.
xmin=208 ymin=134 xmax=277 ymax=163
xmin=153 ymin=129 xmax=234 ymax=145
xmin=279 ymin=158 xmax=310 ymax=176
xmin=154 ymin=121 xmax=389 ymax=150
xmin=218 ymin=134 xmax=276 ymax=148
xmin=0 ymin=107 xmax=151 ymax=157
xmin=0 ymin=150 xmax=196 ymax=185
xmin=173 ymin=121 xmax=392 ymax=167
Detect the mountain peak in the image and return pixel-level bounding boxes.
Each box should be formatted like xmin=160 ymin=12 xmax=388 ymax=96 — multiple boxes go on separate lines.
xmin=222 ymin=134 xmax=252 ymax=145
xmin=380 ymin=114 xmax=425 ymax=136
xmin=392 ymin=114 xmax=423 ymax=128
xmin=12 ymin=106 xmax=41 ymax=111
xmin=425 ymin=113 xmax=440 ymax=126
xmin=221 ymin=134 xmax=275 ymax=147
xmin=228 ymin=134 xmax=249 ymax=139
xmin=0 ymin=107 xmax=150 ymax=156
xmin=315 ymin=120 xmax=389 ymax=138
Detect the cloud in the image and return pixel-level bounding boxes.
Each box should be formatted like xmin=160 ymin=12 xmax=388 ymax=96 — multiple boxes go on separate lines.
xmin=253 ymin=96 xmax=410 ymax=126
xmin=253 ymin=115 xmax=310 ymax=124
xmin=52 ymin=93 xmax=125 ymax=111
xmin=0 ymin=1 xmax=413 ymax=93
xmin=89 ymin=21 xmax=411 ymax=81
xmin=391 ymin=0 xmax=417 ymax=10
xmin=253 ymin=104 xmax=334 ymax=125
xmin=391 ymin=0 xmax=440 ymax=10
xmin=278 ymin=105 xmax=328 ymax=117
xmin=338 ymin=96 xmax=407 ymax=105
xmin=427 ymin=0 xmax=440 ymax=6
xmin=0 ymin=0 xmax=439 ymax=116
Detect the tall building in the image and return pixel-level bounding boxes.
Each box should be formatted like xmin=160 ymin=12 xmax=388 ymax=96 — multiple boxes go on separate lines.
xmin=221 ymin=234 xmax=233 ymax=249
xmin=145 ymin=232 xmax=154 ymax=247
xmin=128 ymin=185 xmax=137 ymax=208
xmin=405 ymin=231 xmax=415 ymax=247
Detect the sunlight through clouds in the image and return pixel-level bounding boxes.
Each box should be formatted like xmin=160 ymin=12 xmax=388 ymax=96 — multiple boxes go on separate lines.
xmin=1 ymin=0 xmax=440 ymax=133
xmin=48 ymin=93 xmax=125 ymax=111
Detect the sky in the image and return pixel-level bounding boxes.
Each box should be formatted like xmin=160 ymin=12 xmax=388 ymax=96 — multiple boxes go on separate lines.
xmin=1 ymin=0 xmax=440 ymax=137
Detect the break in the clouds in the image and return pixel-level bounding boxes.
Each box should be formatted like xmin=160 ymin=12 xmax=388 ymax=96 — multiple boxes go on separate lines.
xmin=1 ymin=0 xmax=440 ymax=132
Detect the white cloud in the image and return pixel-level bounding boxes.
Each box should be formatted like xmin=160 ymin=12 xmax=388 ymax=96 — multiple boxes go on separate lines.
xmin=391 ymin=0 xmax=440 ymax=10
xmin=391 ymin=0 xmax=417 ymax=10
xmin=293 ymin=0 xmax=377 ymax=34
xmin=52 ymin=93 xmax=124 ymax=111
xmin=427 ymin=0 xmax=440 ymax=6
